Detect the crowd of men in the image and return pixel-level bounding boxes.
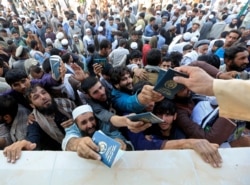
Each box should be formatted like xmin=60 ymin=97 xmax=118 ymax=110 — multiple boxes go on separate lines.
xmin=0 ymin=0 xmax=250 ymax=168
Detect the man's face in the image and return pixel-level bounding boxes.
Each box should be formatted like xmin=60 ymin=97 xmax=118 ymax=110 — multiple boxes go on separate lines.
xmin=225 ymin=32 xmax=239 ymax=47
xmin=131 ymin=34 xmax=138 ymax=41
xmin=162 ymin=18 xmax=167 ymax=24
xmin=117 ymin=72 xmax=133 ymax=91
xmin=197 ymin=44 xmax=209 ymax=55
xmin=88 ymin=82 xmax=107 ymax=102
xmin=181 ymin=19 xmax=187 ymax=26
xmin=11 ymin=78 xmax=31 ymax=94
xmin=227 ymin=50 xmax=249 ymax=72
xmin=109 ymin=20 xmax=114 ymax=26
xmin=76 ymin=112 xmax=96 ymax=136
xmin=29 ymin=86 xmax=53 ymax=111
xmin=130 ymin=57 xmax=142 ymax=68
xmin=160 ymin=61 xmax=172 ymax=70
xmin=73 ymin=36 xmax=78 ymax=42
xmin=191 ymin=24 xmax=199 ymax=32
xmin=13 ymin=21 xmax=18 ymax=27
xmin=69 ymin=21 xmax=74 ymax=27
xmin=157 ymin=113 xmax=176 ymax=131
xmin=36 ymin=21 xmax=42 ymax=28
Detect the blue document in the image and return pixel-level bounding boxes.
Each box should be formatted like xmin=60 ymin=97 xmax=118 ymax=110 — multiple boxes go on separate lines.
xmin=92 ymin=131 xmax=123 ymax=168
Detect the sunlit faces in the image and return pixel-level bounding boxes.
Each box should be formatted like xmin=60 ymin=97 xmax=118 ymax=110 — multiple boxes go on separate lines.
xmin=116 ymin=72 xmax=133 ymax=91
xmin=88 ymin=81 xmax=107 ymax=102
xmin=157 ymin=113 xmax=177 ymax=131
xmin=75 ymin=112 xmax=97 ymax=136
xmin=228 ymin=50 xmax=249 ymax=72
xmin=225 ymin=32 xmax=240 ymax=47
xmin=11 ymin=78 xmax=31 ymax=94
xmin=29 ymin=86 xmax=53 ymax=109
xmin=130 ymin=57 xmax=142 ymax=68
xmin=197 ymin=44 xmax=209 ymax=55
xmin=160 ymin=61 xmax=172 ymax=70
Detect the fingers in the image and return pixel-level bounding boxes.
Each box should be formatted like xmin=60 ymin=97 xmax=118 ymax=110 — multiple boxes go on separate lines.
xmin=27 ymin=113 xmax=35 ymax=125
xmin=194 ymin=140 xmax=222 ymax=168
xmin=127 ymin=121 xmax=152 ymax=133
xmin=77 ymin=137 xmax=101 ymax=160
xmin=60 ymin=119 xmax=74 ymax=128
xmin=173 ymin=76 xmax=189 ymax=85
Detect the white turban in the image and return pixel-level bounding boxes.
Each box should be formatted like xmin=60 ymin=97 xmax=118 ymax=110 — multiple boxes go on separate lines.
xmin=72 ymin=105 xmax=93 ymax=120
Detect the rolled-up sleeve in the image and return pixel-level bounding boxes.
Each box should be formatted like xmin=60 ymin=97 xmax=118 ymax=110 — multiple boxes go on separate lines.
xmin=62 ymin=124 xmax=82 ymax=151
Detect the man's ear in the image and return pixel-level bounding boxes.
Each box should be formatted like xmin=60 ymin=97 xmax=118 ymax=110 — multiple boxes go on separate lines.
xmin=173 ymin=113 xmax=177 ymax=121
xmin=224 ymin=58 xmax=231 ymax=65
xmin=30 ymin=104 xmax=35 ymax=109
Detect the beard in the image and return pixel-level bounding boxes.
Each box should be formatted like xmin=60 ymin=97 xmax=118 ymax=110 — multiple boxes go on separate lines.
xmin=229 ymin=62 xmax=246 ymax=72
xmin=36 ymin=99 xmax=58 ymax=116
xmin=229 ymin=23 xmax=237 ymax=28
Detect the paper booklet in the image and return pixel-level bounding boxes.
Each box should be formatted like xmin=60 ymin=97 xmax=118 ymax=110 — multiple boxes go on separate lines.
xmin=154 ymin=68 xmax=188 ymax=99
xmin=92 ymin=130 xmax=124 ymax=168
xmin=127 ymin=112 xmax=164 ymax=124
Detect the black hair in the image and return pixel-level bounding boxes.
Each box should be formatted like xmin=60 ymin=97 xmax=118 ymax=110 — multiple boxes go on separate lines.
xmin=213 ymin=40 xmax=224 ymax=48
xmin=99 ymin=39 xmax=111 ymax=50
xmin=42 ymin=58 xmax=51 ymax=73
xmin=227 ymin=29 xmax=242 ymax=39
xmin=224 ymin=45 xmax=248 ymax=61
xmin=110 ymin=66 xmax=131 ymax=86
xmin=197 ymin=54 xmax=221 ymax=69
xmin=28 ymin=65 xmax=43 ymax=75
xmin=130 ymin=50 xmax=142 ymax=59
xmin=153 ymin=98 xmax=176 ymax=115
xmin=80 ymin=76 xmax=99 ymax=93
xmin=5 ymin=69 xmax=28 ymax=86
xmin=220 ymin=31 xmax=228 ymax=38
xmin=61 ymin=53 xmax=71 ymax=64
xmin=50 ymin=48 xmax=62 ymax=56
xmin=169 ymin=51 xmax=183 ymax=68
xmin=146 ymin=48 xmax=161 ymax=66
xmin=30 ymin=40 xmax=38 ymax=49
xmin=0 ymin=95 xmax=18 ymax=120
xmin=183 ymin=44 xmax=193 ymax=51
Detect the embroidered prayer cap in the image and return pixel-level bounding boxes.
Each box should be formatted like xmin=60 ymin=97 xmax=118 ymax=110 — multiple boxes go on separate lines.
xmin=72 ymin=105 xmax=93 ymax=120
xmin=194 ymin=39 xmax=210 ymax=49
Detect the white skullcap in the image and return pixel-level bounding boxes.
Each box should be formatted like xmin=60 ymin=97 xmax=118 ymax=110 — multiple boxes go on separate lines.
xmin=56 ymin=32 xmax=64 ymax=39
xmin=208 ymin=14 xmax=214 ymax=19
xmin=183 ymin=32 xmax=192 ymax=41
xmin=72 ymin=105 xmax=93 ymax=120
xmin=85 ymin=28 xmax=91 ymax=33
xmin=46 ymin=38 xmax=52 ymax=44
xmin=190 ymin=36 xmax=198 ymax=43
xmin=61 ymin=38 xmax=68 ymax=45
xmin=156 ymin=10 xmax=161 ymax=14
xmin=130 ymin=42 xmax=138 ymax=49
xmin=15 ymin=45 xmax=23 ymax=57
xmin=73 ymin=34 xmax=78 ymax=38
xmin=98 ymin=26 xmax=103 ymax=32
xmin=135 ymin=25 xmax=142 ymax=31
